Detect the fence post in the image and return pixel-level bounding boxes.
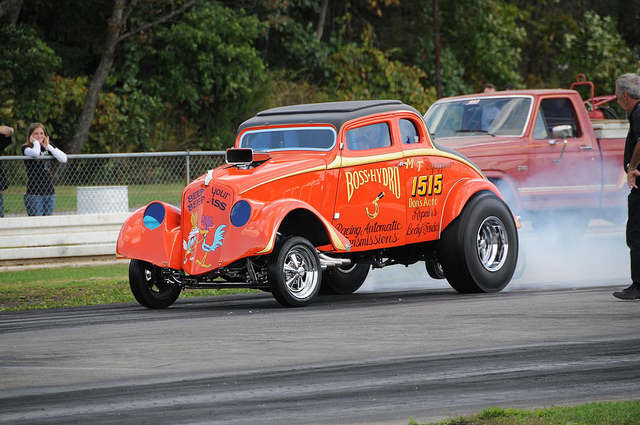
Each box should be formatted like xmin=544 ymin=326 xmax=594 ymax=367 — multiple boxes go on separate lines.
xmin=185 ymin=151 xmax=190 ymax=185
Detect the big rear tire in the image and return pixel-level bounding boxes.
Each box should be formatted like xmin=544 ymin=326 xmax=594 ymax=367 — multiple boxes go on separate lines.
xmin=321 ymin=263 xmax=370 ymax=294
xmin=268 ymin=236 xmax=322 ymax=307
xmin=129 ymin=259 xmax=181 ymax=308
xmin=439 ymin=192 xmax=518 ymax=293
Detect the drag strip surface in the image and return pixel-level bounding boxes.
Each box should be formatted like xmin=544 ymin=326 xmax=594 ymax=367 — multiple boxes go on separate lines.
xmin=2 ymin=284 xmax=640 ymax=425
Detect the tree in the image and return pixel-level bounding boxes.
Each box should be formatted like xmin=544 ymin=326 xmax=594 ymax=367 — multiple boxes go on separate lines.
xmin=0 ymin=24 xmax=61 ymax=130
xmin=439 ymin=0 xmax=526 ymax=91
xmin=65 ymin=0 xmax=199 ymax=154
xmin=560 ymin=11 xmax=632 ymax=94
xmin=0 ymin=0 xmax=23 ymax=24
xmin=118 ymin=1 xmax=267 ymax=150
xmin=324 ymin=25 xmax=435 ymax=112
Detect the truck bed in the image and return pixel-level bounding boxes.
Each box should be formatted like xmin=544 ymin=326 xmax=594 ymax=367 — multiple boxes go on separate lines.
xmin=591 ymin=119 xmax=628 ymax=139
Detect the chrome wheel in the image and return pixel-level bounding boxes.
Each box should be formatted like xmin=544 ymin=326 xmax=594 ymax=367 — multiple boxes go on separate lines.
xmin=477 ymin=216 xmax=509 ymax=272
xmin=268 ymin=236 xmax=321 ymax=307
xmin=439 ymin=192 xmax=518 ymax=293
xmin=282 ymin=246 xmax=319 ymax=300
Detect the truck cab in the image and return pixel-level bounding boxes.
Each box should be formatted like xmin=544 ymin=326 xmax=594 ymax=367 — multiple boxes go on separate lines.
xmin=424 ymin=88 xmax=627 ymax=229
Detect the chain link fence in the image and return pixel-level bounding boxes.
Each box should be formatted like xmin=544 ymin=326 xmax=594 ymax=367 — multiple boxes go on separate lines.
xmin=0 ymin=151 xmax=225 ymax=217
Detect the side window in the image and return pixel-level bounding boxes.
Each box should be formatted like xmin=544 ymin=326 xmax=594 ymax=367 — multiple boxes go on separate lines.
xmin=532 ymin=109 xmax=549 ymax=139
xmin=399 ymin=119 xmax=420 ymax=144
xmin=346 ymin=122 xmax=392 ymax=150
xmin=536 ymin=98 xmax=580 ymax=138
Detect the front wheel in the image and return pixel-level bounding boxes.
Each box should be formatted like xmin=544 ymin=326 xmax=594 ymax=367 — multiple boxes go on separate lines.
xmin=439 ymin=192 xmax=518 ymax=293
xmin=268 ymin=236 xmax=322 ymax=307
xmin=129 ymin=259 xmax=181 ymax=308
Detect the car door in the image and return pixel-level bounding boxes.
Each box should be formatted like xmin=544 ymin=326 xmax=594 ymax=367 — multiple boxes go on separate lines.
xmin=398 ymin=115 xmax=451 ymax=244
xmin=332 ymin=117 xmax=407 ymax=251
xmin=523 ymin=96 xmax=600 ymax=209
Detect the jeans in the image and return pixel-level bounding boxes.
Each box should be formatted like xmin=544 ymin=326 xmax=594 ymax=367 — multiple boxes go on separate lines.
xmin=24 ymin=194 xmax=55 ymax=216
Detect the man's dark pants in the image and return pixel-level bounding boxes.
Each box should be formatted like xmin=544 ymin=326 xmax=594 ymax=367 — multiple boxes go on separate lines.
xmin=628 ymin=188 xmax=640 ymax=288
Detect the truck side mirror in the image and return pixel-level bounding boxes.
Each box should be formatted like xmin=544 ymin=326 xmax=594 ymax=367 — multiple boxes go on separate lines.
xmin=549 ymin=125 xmax=571 ymax=164
xmin=551 ymin=124 xmax=572 ymax=139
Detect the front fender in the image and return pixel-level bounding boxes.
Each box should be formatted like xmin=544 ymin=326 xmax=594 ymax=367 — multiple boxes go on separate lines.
xmin=439 ymin=178 xmax=510 ymax=232
xmin=244 ymin=199 xmax=350 ymax=255
xmin=116 ymin=202 xmax=183 ymax=269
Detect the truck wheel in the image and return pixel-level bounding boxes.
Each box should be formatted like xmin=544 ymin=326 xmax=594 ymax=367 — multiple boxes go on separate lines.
xmin=129 ymin=259 xmax=181 ymax=309
xmin=439 ymin=192 xmax=518 ymax=293
xmin=268 ymin=236 xmax=322 ymax=307
xmin=321 ymin=263 xmax=370 ymax=294
xmin=425 ymin=259 xmax=446 ymax=280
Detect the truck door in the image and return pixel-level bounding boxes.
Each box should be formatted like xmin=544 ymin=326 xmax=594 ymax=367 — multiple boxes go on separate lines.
xmin=332 ymin=119 xmax=406 ymax=251
xmin=523 ymin=96 xmax=600 ymax=209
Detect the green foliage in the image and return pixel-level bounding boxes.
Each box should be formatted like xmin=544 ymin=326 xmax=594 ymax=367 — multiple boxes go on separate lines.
xmin=259 ymin=69 xmax=330 ymax=109
xmin=118 ymin=2 xmax=267 ymax=150
xmin=561 ymin=11 xmax=633 ymax=94
xmin=513 ymin=0 xmax=580 ymax=88
xmin=441 ymin=0 xmax=527 ymax=92
xmin=414 ymin=40 xmax=472 ymax=98
xmin=0 ymin=24 xmax=61 ymax=126
xmin=259 ymin=0 xmax=331 ymax=78
xmin=2 ymin=0 xmax=639 ymax=153
xmin=324 ymin=26 xmax=435 ymax=111
xmin=5 ymin=73 xmax=162 ymax=154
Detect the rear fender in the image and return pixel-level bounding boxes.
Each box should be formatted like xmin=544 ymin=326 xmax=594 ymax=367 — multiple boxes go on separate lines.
xmin=116 ymin=202 xmax=183 ymax=269
xmin=248 ymin=199 xmax=351 ymax=255
xmin=439 ymin=179 xmax=510 ymax=233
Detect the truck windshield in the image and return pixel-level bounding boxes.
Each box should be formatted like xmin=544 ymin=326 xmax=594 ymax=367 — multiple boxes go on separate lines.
xmin=425 ymin=97 xmax=532 ymax=138
xmin=239 ymin=127 xmax=336 ymax=151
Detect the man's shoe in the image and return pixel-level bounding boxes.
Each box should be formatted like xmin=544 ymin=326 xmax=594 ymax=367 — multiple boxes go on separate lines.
xmin=613 ymin=286 xmax=640 ymax=300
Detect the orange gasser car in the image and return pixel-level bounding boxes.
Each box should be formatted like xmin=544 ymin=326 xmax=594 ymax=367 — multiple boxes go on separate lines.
xmin=117 ymin=100 xmax=519 ymax=308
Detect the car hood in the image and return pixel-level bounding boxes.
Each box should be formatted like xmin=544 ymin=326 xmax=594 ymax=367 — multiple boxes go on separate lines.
xmin=205 ymin=153 xmax=330 ymax=195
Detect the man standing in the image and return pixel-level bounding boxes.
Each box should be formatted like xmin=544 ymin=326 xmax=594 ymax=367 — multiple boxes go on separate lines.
xmin=614 ymin=73 xmax=640 ymax=300
xmin=0 ymin=125 xmax=14 ymax=217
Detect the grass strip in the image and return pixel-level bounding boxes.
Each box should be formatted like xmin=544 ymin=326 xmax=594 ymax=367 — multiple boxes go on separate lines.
xmin=0 ymin=263 xmax=257 ymax=311
xmin=411 ymin=400 xmax=640 ymax=424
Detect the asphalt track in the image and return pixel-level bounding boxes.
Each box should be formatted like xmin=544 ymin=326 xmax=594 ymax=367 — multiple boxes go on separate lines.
xmin=1 ymin=221 xmax=639 ymax=425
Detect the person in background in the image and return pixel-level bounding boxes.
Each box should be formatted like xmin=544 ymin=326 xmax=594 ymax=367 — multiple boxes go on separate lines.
xmin=613 ymin=73 xmax=640 ymax=300
xmin=21 ymin=122 xmax=67 ymax=216
xmin=483 ymin=84 xmax=496 ymax=93
xmin=0 ymin=125 xmax=14 ymax=217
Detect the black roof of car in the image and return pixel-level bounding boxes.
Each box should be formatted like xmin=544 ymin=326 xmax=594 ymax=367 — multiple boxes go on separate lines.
xmin=238 ymin=100 xmax=424 ymax=133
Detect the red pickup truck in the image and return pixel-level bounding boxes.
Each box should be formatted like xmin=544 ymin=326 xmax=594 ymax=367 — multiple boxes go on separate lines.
xmin=424 ymin=81 xmax=628 ymax=234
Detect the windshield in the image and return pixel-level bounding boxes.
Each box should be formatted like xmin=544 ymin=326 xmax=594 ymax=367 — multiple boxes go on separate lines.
xmin=239 ymin=127 xmax=336 ymax=151
xmin=424 ymin=97 xmax=532 ymax=138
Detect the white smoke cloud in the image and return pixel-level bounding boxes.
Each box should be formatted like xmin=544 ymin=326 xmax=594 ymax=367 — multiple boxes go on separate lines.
xmin=358 ymin=216 xmax=629 ymax=293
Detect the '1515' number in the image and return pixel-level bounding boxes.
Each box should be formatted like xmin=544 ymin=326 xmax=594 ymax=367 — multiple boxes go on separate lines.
xmin=411 ymin=174 xmax=443 ymax=197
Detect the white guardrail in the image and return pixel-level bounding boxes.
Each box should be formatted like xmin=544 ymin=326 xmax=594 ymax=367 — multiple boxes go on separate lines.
xmin=0 ymin=213 xmax=130 ymax=266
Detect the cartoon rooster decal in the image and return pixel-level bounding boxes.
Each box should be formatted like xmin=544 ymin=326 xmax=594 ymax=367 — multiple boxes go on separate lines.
xmin=195 ymin=214 xmax=226 ymax=268
xmin=183 ymin=213 xmax=227 ymax=267
xmin=196 ymin=224 xmax=226 ymax=268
